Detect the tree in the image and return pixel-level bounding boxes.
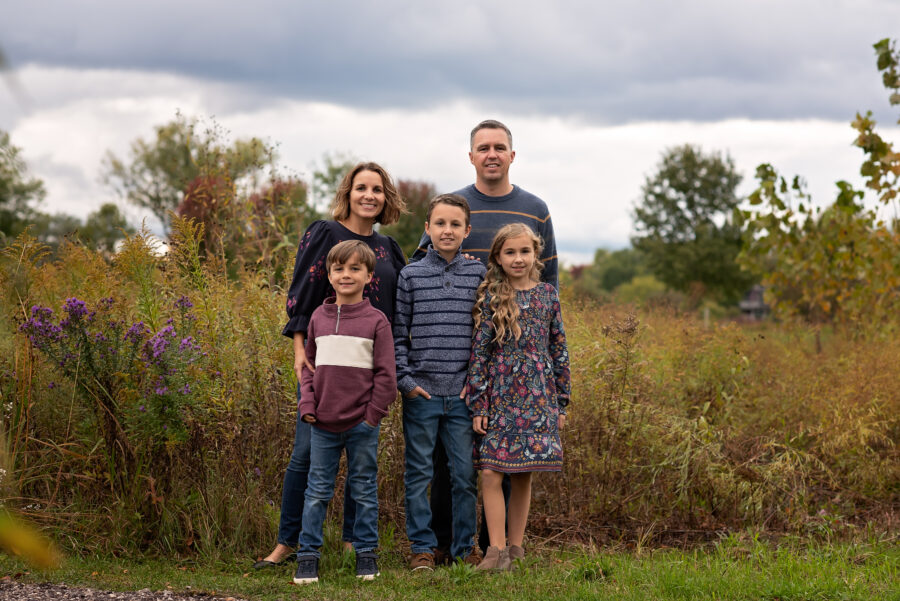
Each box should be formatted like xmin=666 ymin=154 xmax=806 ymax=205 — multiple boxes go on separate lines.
xmin=27 ymin=213 xmax=82 ymax=249
xmin=103 ymin=114 xmax=275 ymax=233
xmin=380 ymin=180 xmax=435 ymax=258
xmin=0 ymin=130 xmax=46 ymax=241
xmin=80 ymin=203 xmax=135 ymax=253
xmin=739 ymin=39 xmax=900 ymax=327
xmin=571 ymin=247 xmax=648 ymax=300
xmin=310 ymin=152 xmax=357 ymax=209
xmin=632 ymin=145 xmax=754 ymax=305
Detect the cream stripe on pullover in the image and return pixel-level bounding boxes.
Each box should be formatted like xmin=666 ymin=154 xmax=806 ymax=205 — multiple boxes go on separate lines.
xmin=393 ymin=247 xmax=486 ymax=397
xmin=299 ymin=297 xmax=397 ymax=432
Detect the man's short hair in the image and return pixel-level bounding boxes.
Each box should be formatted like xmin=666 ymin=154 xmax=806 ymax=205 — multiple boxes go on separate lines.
xmin=469 ymin=119 xmax=513 ymax=149
xmin=426 ymin=193 xmax=471 ymax=227
xmin=326 ymin=240 xmax=376 ymax=273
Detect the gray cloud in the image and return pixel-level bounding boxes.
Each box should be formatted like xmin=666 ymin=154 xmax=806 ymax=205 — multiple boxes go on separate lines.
xmin=2 ymin=0 xmax=897 ymax=123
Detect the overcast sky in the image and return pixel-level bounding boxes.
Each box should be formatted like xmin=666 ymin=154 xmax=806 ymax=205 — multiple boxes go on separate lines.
xmin=1 ymin=0 xmax=898 ymax=264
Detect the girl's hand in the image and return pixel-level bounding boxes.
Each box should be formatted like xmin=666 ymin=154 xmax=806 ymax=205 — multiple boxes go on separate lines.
xmin=473 ymin=416 xmax=487 ymax=434
xmin=559 ymin=414 xmax=567 ymax=430
xmin=293 ymin=333 xmax=313 ymax=381
xmin=406 ymin=386 xmax=431 ymax=400
xmin=302 ymin=414 xmax=316 ymax=423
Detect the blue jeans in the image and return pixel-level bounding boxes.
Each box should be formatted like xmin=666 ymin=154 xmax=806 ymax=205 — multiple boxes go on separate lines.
xmin=403 ymin=394 xmax=476 ymax=559
xmin=277 ymin=387 xmax=356 ymax=547
xmin=298 ymin=420 xmax=381 ymax=556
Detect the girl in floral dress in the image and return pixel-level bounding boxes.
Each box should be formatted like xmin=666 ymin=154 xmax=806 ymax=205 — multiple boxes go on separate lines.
xmin=467 ymin=223 xmax=570 ymax=571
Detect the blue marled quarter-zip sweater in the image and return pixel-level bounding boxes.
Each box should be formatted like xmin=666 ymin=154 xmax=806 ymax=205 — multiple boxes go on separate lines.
xmin=393 ymin=246 xmax=486 ymax=397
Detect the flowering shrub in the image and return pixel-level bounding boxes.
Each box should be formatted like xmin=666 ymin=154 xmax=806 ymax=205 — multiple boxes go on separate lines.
xmin=131 ymin=295 xmax=205 ymax=443
xmin=19 ymin=295 xmax=206 ymax=484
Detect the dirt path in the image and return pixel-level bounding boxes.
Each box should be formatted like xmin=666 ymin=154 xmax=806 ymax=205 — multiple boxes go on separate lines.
xmin=0 ymin=581 xmax=247 ymax=601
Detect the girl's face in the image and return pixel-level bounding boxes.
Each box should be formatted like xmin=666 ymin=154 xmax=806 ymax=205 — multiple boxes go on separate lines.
xmin=497 ymin=233 xmax=537 ymax=288
xmin=348 ymin=170 xmax=386 ymax=223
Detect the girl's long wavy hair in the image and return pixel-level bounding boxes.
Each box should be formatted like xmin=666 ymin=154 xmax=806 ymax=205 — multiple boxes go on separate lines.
xmin=473 ymin=223 xmax=544 ymax=343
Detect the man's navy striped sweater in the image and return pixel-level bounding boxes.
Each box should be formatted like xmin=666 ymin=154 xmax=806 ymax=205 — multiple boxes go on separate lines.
xmin=393 ymin=246 xmax=486 ymax=397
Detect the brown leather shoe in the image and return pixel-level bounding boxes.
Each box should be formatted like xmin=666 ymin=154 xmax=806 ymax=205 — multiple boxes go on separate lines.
xmin=433 ymin=547 xmax=451 ymax=566
xmin=409 ymin=552 xmax=435 ymax=571
xmin=463 ymin=549 xmax=482 ymax=566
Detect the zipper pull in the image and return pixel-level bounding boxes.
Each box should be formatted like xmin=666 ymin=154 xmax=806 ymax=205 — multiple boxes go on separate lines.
xmin=335 ymin=305 xmax=341 ymax=333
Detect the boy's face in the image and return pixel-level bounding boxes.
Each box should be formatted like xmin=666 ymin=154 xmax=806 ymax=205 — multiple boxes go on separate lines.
xmin=425 ymin=203 xmax=471 ymax=259
xmin=327 ymin=253 xmax=373 ymax=302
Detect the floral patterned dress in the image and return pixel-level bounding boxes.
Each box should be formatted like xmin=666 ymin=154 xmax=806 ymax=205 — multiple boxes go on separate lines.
xmin=467 ymin=282 xmax=571 ymax=472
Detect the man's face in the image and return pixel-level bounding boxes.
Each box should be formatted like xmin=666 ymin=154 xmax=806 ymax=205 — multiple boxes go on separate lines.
xmin=469 ymin=127 xmax=515 ymax=185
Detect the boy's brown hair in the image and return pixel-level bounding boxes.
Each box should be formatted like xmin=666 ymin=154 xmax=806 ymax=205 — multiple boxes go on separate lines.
xmin=326 ymin=240 xmax=376 ymax=273
xmin=425 ymin=193 xmax=471 ymax=226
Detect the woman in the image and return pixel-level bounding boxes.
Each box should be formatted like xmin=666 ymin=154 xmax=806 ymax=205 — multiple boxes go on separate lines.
xmin=254 ymin=162 xmax=406 ymax=568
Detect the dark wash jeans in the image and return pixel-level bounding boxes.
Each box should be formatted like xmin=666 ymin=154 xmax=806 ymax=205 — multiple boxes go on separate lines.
xmin=403 ymin=394 xmax=476 ymax=559
xmin=299 ymin=421 xmax=381 ymax=556
xmin=276 ymin=387 xmax=356 ymax=548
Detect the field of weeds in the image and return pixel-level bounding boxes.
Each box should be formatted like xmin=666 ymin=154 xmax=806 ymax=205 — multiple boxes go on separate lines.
xmin=1 ymin=224 xmax=897 ymax=558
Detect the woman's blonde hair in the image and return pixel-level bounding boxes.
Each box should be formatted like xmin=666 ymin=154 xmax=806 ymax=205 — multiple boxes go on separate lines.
xmin=331 ymin=162 xmax=406 ymax=225
xmin=473 ymin=223 xmax=544 ymax=342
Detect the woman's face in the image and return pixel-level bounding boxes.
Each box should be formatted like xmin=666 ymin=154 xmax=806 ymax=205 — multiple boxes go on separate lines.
xmin=348 ymin=170 xmax=386 ymax=223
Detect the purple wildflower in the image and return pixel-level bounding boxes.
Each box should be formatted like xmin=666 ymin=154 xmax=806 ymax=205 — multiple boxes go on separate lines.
xmin=139 ymin=405 xmax=146 ymax=412
xmin=174 ymin=295 xmax=194 ymax=310
xmin=180 ymin=384 xmax=191 ymax=395
xmin=125 ymin=322 xmax=147 ymax=342
xmin=146 ymin=326 xmax=176 ymax=360
xmin=155 ymin=385 xmax=169 ymax=395
xmin=63 ymin=298 xmax=88 ymax=319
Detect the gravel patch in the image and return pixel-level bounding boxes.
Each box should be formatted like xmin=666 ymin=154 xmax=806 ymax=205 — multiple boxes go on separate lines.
xmin=0 ymin=581 xmax=248 ymax=601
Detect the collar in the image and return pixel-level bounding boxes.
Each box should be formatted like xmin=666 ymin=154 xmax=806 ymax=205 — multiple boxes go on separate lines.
xmin=424 ymin=245 xmax=464 ymax=267
xmin=320 ymin=297 xmax=373 ymax=318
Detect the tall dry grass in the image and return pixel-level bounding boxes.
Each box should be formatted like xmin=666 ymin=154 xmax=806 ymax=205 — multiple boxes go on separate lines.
xmin=0 ymin=227 xmax=897 ymax=556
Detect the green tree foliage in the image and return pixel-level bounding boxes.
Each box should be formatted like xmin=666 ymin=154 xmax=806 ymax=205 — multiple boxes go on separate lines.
xmin=80 ymin=203 xmax=135 ymax=253
xmin=380 ymin=180 xmax=435 ymax=258
xmin=632 ymin=145 xmax=754 ymax=304
xmin=310 ymin=152 xmax=356 ymax=209
xmin=614 ymin=274 xmax=668 ymax=305
xmin=739 ymin=39 xmax=900 ymax=327
xmin=571 ymin=247 xmax=648 ymax=300
xmin=27 ymin=213 xmax=81 ymax=249
xmin=103 ymin=114 xmax=275 ymax=232
xmin=0 ymin=130 xmax=45 ymax=241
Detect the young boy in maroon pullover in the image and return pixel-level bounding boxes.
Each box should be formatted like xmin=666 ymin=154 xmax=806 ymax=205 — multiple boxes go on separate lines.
xmin=293 ymin=240 xmax=397 ymax=585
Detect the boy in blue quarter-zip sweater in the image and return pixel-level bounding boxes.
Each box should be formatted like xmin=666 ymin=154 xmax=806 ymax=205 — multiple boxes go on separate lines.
xmin=293 ymin=240 xmax=397 ymax=586
xmin=393 ymin=194 xmax=486 ymax=570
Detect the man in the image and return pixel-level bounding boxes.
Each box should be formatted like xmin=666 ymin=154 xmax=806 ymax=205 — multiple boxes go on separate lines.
xmin=413 ymin=119 xmax=559 ymax=561
xmin=413 ymin=120 xmax=558 ymax=288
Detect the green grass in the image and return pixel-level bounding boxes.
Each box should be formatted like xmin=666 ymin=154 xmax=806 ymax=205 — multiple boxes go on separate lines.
xmin=3 ymin=538 xmax=898 ymax=601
